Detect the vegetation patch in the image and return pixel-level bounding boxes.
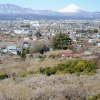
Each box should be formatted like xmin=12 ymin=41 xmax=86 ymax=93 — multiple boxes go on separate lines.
xmin=48 ymin=54 xmax=55 ymax=58
xmin=0 ymin=73 xmax=8 ymax=80
xmin=35 ymin=59 xmax=97 ymax=76
xmin=86 ymin=94 xmax=100 ymax=100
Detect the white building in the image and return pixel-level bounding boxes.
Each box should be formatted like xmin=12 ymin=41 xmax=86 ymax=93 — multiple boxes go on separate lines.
xmin=30 ymin=21 xmax=40 ymax=27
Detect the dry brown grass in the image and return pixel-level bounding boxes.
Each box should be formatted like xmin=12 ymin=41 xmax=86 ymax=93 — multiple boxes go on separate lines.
xmin=0 ymin=54 xmax=63 ymax=77
xmin=27 ymin=58 xmax=62 ymax=72
xmin=0 ymin=70 xmax=99 ymax=100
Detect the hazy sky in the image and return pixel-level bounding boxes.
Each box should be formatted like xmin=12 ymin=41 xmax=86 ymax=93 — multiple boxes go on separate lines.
xmin=0 ymin=0 xmax=100 ymax=12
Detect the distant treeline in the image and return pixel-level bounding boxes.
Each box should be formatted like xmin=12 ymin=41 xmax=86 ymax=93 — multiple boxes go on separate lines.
xmin=76 ymin=29 xmax=98 ymax=33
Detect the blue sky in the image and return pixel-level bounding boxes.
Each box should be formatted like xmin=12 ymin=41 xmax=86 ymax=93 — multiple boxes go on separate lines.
xmin=0 ymin=0 xmax=100 ymax=12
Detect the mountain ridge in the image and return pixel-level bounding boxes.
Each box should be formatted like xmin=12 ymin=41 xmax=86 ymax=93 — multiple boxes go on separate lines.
xmin=0 ymin=4 xmax=100 ymax=20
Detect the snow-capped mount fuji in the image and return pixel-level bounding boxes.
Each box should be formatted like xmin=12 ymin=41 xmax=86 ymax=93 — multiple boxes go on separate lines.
xmin=58 ymin=4 xmax=84 ymax=13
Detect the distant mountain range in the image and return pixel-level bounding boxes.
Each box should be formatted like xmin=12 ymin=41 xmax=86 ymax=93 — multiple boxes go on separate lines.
xmin=0 ymin=4 xmax=100 ymax=20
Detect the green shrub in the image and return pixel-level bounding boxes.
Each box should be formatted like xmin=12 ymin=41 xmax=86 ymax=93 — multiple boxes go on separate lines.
xmin=38 ymin=67 xmax=44 ymax=73
xmin=29 ymin=54 xmax=33 ymax=58
xmin=28 ymin=34 xmax=32 ymax=37
xmin=0 ymin=73 xmax=8 ymax=80
xmin=86 ymin=94 xmax=100 ymax=100
xmin=44 ymin=55 xmax=47 ymax=58
xmin=20 ymin=73 xmax=27 ymax=77
xmin=42 ymin=67 xmax=51 ymax=76
xmin=48 ymin=54 xmax=55 ymax=58
xmin=56 ymin=70 xmax=66 ymax=74
xmin=35 ymin=59 xmax=97 ymax=76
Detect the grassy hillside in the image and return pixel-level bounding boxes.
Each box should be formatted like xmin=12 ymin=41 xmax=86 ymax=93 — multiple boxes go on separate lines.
xmin=0 ymin=51 xmax=99 ymax=100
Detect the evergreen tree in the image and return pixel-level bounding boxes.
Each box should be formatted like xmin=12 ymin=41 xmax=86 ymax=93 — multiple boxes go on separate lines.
xmin=21 ymin=48 xmax=26 ymax=61
xmin=51 ymin=32 xmax=72 ymax=50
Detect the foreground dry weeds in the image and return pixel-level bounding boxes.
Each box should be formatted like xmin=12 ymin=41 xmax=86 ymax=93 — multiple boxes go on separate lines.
xmin=0 ymin=70 xmax=100 ymax=100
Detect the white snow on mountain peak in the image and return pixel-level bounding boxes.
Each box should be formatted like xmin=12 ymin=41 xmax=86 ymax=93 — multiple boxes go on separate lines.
xmin=58 ymin=4 xmax=83 ymax=13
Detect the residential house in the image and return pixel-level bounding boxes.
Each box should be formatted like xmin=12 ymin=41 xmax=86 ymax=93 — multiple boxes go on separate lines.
xmin=60 ymin=52 xmax=82 ymax=59
xmin=7 ymin=45 xmax=17 ymax=55
xmin=22 ymin=42 xmax=31 ymax=49
xmin=92 ymin=33 xmax=100 ymax=39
